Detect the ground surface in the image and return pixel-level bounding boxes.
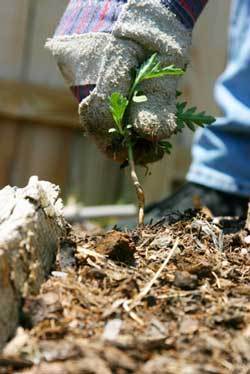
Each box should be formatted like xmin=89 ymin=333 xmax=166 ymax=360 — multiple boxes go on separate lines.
xmin=1 ymin=211 xmax=250 ymax=374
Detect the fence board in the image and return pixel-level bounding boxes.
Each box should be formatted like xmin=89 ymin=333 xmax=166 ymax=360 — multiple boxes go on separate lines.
xmin=67 ymin=135 xmax=125 ymax=205
xmin=0 ymin=80 xmax=78 ymax=128
xmin=0 ymin=0 xmax=29 ymax=80
xmin=12 ymin=124 xmax=73 ymax=194
xmin=0 ymin=121 xmax=19 ymax=187
xmin=142 ymin=146 xmax=191 ymax=204
xmin=26 ymin=0 xmax=68 ymax=86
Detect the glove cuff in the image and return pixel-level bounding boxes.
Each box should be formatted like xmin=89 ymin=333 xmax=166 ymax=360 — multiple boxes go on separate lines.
xmin=113 ymin=0 xmax=192 ymax=65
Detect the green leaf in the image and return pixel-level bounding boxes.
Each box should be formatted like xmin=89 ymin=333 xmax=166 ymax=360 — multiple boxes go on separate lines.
xmin=129 ymin=53 xmax=184 ymax=100
xmin=176 ymin=118 xmax=185 ymax=130
xmin=135 ymin=53 xmax=159 ymax=85
xmin=143 ymin=65 xmax=184 ymax=80
xmin=108 ymin=92 xmax=129 ymax=134
xmin=185 ymin=119 xmax=196 ymax=131
xmin=159 ymin=140 xmax=173 ymax=154
xmin=138 ymin=54 xmax=184 ymax=81
xmin=176 ymin=101 xmax=187 ymax=112
xmin=186 ymin=107 xmax=196 ymax=115
xmin=176 ymin=101 xmax=215 ymax=133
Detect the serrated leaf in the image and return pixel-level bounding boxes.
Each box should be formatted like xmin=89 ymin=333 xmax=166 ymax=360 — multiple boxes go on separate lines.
xmin=143 ymin=65 xmax=184 ymax=80
xmin=108 ymin=92 xmax=129 ymax=134
xmin=129 ymin=53 xmax=184 ymax=98
xmin=186 ymin=107 xmax=197 ymax=114
xmin=159 ymin=140 xmax=173 ymax=154
xmin=176 ymin=101 xmax=187 ymax=112
xmin=176 ymin=118 xmax=185 ymax=133
xmin=176 ymin=101 xmax=216 ymax=132
xmin=185 ymin=120 xmax=196 ymax=131
xmin=135 ymin=53 xmax=158 ymax=83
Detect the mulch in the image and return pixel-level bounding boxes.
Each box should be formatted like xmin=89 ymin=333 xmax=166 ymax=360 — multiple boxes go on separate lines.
xmin=1 ymin=210 xmax=249 ymax=374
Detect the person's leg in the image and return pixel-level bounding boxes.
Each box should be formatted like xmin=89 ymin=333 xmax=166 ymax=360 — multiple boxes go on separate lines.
xmin=187 ymin=0 xmax=250 ymax=197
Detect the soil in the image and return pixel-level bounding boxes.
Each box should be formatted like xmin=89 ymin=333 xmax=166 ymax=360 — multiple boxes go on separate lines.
xmin=1 ymin=210 xmax=249 ymax=374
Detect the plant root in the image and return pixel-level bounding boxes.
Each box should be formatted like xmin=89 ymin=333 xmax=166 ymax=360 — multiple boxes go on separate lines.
xmin=128 ymin=143 xmax=145 ymax=226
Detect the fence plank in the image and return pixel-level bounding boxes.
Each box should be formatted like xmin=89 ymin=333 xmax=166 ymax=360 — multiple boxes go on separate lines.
xmin=67 ymin=135 xmax=125 ymax=205
xmin=12 ymin=124 xmax=73 ymax=195
xmin=0 ymin=121 xmax=19 ymax=188
xmin=25 ymin=0 xmax=68 ymax=86
xmin=0 ymin=0 xmax=29 ymax=80
xmin=0 ymin=80 xmax=78 ymax=128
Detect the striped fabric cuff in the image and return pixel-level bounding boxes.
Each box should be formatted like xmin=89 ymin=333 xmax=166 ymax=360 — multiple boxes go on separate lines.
xmin=55 ymin=0 xmax=126 ymax=36
xmin=55 ymin=0 xmax=208 ymax=36
xmin=162 ymin=0 xmax=209 ymax=29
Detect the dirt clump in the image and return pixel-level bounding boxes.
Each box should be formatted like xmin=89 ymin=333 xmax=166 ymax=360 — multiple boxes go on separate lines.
xmin=95 ymin=231 xmax=136 ymax=263
xmin=1 ymin=211 xmax=250 ymax=373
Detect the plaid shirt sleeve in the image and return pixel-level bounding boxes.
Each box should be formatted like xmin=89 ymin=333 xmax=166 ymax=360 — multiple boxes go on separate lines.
xmin=55 ymin=0 xmax=126 ymax=36
xmin=55 ymin=0 xmax=208 ymax=37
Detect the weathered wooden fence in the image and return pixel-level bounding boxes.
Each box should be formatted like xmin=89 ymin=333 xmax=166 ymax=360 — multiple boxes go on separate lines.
xmin=0 ymin=0 xmax=230 ymax=205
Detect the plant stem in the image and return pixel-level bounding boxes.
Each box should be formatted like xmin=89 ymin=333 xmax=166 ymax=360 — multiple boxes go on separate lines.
xmin=127 ymin=142 xmax=145 ymax=225
xmin=128 ymin=79 xmax=139 ymax=102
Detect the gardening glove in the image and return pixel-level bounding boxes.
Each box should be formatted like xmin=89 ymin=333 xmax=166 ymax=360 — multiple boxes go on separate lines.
xmin=79 ymin=0 xmax=192 ymax=162
xmin=47 ymin=0 xmax=192 ymax=164
xmin=46 ymin=31 xmax=157 ymax=164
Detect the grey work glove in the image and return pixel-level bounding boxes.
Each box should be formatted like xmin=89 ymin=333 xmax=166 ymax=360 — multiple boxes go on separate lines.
xmin=79 ymin=0 xmax=192 ymax=164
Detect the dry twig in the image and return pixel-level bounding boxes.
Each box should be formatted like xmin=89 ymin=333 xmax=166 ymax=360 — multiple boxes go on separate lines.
xmin=124 ymin=238 xmax=179 ymax=313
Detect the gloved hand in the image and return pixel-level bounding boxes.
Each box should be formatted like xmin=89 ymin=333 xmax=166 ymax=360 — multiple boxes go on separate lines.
xmin=47 ymin=0 xmax=191 ymax=165
xmin=79 ymin=0 xmax=191 ymax=164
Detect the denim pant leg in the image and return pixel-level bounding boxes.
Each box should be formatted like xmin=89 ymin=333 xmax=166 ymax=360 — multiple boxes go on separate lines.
xmin=187 ymin=0 xmax=250 ymax=197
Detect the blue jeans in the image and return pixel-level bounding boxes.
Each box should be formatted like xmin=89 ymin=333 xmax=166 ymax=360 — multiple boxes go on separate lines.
xmin=187 ymin=0 xmax=250 ymax=197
